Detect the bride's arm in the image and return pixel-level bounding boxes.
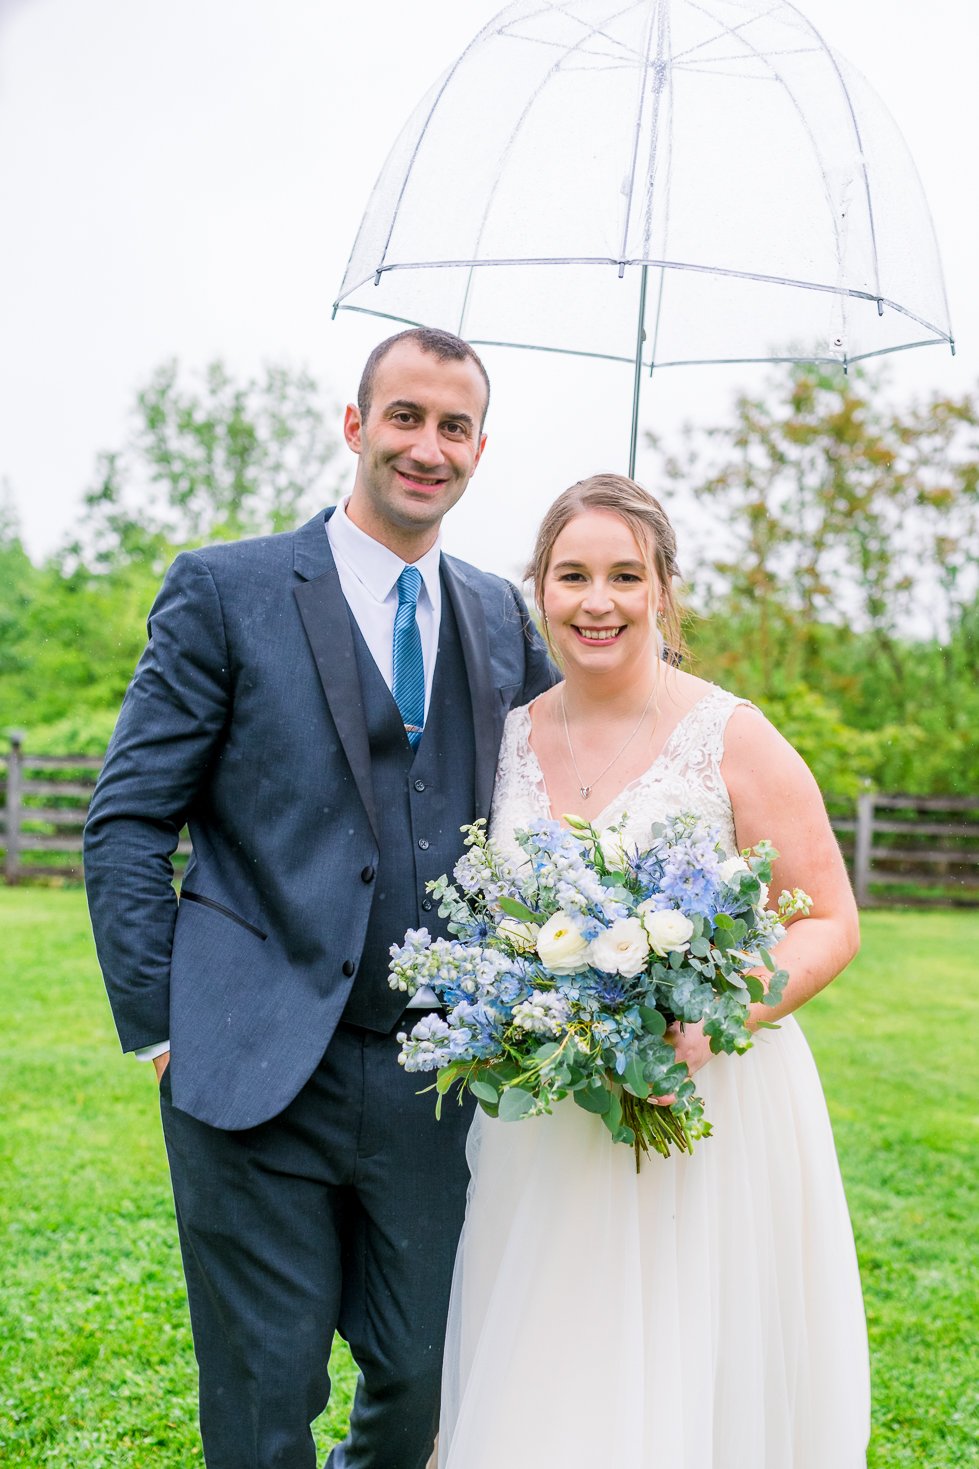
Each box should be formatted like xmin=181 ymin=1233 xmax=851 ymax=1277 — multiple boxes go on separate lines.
xmin=724 ymin=704 xmax=860 ymax=1027
xmin=666 ymin=704 xmax=859 ymax=1077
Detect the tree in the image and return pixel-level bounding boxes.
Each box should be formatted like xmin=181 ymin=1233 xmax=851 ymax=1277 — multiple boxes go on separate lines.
xmin=65 ymin=359 xmax=345 ymax=575
xmin=660 ymin=366 xmax=979 ymax=716
xmin=652 ymin=367 xmax=979 ymax=794
xmin=0 ymin=361 xmax=346 ymax=737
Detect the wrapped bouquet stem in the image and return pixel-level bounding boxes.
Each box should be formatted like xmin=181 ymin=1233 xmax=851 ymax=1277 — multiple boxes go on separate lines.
xmin=390 ymin=815 xmax=811 ymax=1168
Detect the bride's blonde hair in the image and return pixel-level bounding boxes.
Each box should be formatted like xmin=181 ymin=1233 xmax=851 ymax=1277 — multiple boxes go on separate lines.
xmin=525 ymin=473 xmax=684 ymax=664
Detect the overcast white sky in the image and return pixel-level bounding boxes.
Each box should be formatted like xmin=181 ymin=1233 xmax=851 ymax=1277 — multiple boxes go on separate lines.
xmin=0 ymin=0 xmax=976 ymax=580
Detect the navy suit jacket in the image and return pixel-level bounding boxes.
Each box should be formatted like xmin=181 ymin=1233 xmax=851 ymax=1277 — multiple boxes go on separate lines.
xmin=84 ymin=508 xmax=555 ymax=1130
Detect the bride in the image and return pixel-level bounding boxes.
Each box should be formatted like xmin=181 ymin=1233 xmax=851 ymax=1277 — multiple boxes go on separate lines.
xmin=436 ymin=475 xmax=870 ymax=1468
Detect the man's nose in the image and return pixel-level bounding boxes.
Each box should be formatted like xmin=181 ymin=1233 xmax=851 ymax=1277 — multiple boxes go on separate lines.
xmin=407 ymin=419 xmax=445 ymax=467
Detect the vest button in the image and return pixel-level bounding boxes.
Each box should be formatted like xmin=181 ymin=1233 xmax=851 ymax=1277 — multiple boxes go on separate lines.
xmin=361 ymin=865 xmax=375 ymax=883
xmin=421 ymin=898 xmax=433 ymax=912
xmin=417 ymin=838 xmax=430 ymax=851
xmin=414 ymin=779 xmax=426 ymax=792
xmin=342 ymin=959 xmax=356 ymax=977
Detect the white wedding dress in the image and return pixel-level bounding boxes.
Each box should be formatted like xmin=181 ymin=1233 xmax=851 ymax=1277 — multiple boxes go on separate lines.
xmin=437 ymin=686 xmax=870 ymax=1469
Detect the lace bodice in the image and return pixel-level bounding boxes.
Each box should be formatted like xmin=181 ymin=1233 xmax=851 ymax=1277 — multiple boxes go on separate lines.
xmin=489 ymin=685 xmax=754 ymax=864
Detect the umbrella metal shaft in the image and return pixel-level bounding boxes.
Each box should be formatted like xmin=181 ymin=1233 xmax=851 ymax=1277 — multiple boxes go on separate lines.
xmin=628 ymin=263 xmax=649 ymax=479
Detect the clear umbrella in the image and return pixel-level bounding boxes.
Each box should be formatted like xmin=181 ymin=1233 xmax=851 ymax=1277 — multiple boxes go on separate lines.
xmin=333 ymin=0 xmax=954 ymax=473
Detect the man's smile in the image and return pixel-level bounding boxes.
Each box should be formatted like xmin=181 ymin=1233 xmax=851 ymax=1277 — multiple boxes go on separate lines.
xmin=394 ymin=466 xmax=450 ymax=489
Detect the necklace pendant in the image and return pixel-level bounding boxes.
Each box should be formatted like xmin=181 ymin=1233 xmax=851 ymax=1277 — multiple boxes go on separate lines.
xmin=579 ymin=785 xmax=591 ymax=799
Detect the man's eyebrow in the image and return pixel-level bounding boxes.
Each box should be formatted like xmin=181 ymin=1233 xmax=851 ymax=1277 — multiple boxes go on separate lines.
xmin=383 ymin=398 xmax=475 ymax=428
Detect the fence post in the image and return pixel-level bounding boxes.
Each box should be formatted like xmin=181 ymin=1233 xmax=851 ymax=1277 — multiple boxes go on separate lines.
xmin=853 ymin=791 xmax=874 ymax=908
xmin=5 ymin=731 xmax=25 ymax=885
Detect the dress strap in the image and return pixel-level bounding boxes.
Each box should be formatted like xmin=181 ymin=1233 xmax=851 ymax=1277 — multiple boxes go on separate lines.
xmin=671 ymin=686 xmax=757 ymax=769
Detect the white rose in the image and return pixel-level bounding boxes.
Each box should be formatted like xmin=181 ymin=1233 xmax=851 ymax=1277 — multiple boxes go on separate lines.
xmin=588 ymin=917 xmax=650 ymax=978
xmin=497 ymin=916 xmax=540 ymax=952
xmin=599 ymin=832 xmax=631 ymax=872
xmin=718 ymin=857 xmax=769 ymax=910
xmin=718 ymin=856 xmax=751 ymax=885
xmin=638 ymin=905 xmax=694 ymax=957
xmin=536 ymin=911 xmax=591 ymax=974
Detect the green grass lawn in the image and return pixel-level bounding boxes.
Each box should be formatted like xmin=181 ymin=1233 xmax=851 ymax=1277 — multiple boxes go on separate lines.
xmin=1 ymin=891 xmax=975 ymax=1467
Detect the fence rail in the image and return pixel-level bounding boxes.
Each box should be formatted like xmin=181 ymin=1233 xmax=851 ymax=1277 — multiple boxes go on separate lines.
xmin=1 ymin=734 xmax=190 ymax=884
xmin=1 ymin=736 xmax=976 ymax=906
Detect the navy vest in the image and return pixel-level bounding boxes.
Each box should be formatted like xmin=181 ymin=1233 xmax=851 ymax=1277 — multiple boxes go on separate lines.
xmin=341 ymin=581 xmax=476 ymax=1031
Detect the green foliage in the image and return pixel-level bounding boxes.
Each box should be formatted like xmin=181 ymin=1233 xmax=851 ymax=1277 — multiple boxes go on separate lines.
xmin=67 ymin=359 xmax=344 ymax=572
xmin=0 ymin=359 xmax=344 ymax=740
xmin=4 ymin=893 xmax=974 ymax=1466
xmin=25 ymin=709 xmax=120 ymax=756
xmin=664 ymin=365 xmax=979 ymax=794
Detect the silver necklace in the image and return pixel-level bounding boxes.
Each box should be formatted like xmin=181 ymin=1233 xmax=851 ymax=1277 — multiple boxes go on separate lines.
xmin=560 ymin=687 xmax=657 ymax=801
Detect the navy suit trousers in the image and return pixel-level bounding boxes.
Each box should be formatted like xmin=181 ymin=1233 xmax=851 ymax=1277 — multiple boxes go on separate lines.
xmin=160 ymin=1020 xmax=475 ymax=1469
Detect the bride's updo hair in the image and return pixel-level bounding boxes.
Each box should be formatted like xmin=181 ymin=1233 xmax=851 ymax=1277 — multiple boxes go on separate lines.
xmin=526 ymin=473 xmax=684 ymax=663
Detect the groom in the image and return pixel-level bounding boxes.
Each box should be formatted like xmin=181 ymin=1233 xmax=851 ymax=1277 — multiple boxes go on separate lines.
xmin=84 ymin=327 xmax=555 ymax=1469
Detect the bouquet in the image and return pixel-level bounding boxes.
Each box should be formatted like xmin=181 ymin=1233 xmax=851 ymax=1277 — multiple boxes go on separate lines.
xmin=389 ymin=814 xmax=811 ymax=1166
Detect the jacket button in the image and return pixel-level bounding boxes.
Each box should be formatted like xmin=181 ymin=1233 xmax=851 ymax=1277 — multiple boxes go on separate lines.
xmin=342 ymin=959 xmax=356 ymax=977
xmin=417 ymin=838 xmax=429 ymax=850
xmin=361 ymin=865 xmax=375 ymax=883
xmin=414 ymin=779 xmax=426 ymax=792
xmin=421 ymin=898 xmax=433 ymax=912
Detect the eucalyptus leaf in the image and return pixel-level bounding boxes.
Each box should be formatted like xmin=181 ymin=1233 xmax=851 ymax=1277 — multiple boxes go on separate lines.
xmin=499 ymin=1086 xmax=536 ymax=1122
xmin=640 ymin=1005 xmax=667 ymax=1036
xmin=470 ymin=1078 xmax=500 ymax=1105
xmin=623 ymin=1058 xmax=650 ymax=1098
xmin=534 ymin=1041 xmax=561 ymax=1063
xmin=575 ymin=1084 xmax=612 ymax=1115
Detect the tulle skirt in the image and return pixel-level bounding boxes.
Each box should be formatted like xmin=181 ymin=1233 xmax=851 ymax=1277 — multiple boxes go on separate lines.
xmin=438 ymin=1017 xmax=870 ymax=1469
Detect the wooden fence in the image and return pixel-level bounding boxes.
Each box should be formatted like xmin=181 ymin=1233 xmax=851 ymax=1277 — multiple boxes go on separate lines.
xmin=0 ymin=734 xmax=189 ymax=884
xmin=1 ymin=735 xmax=977 ymax=906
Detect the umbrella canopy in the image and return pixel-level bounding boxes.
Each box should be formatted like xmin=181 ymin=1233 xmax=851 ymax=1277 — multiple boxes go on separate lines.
xmin=334 ymin=0 xmax=953 ymax=464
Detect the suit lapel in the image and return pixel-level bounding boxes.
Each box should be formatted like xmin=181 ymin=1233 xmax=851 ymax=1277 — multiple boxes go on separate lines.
xmin=293 ymin=512 xmax=380 ymax=845
xmin=441 ymin=558 xmax=500 ymax=821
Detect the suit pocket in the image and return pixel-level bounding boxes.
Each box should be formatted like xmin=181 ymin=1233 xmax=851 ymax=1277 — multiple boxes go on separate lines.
xmin=179 ymin=889 xmax=268 ymax=941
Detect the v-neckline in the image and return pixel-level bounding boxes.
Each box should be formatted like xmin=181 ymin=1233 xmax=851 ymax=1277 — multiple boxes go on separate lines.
xmin=521 ymin=686 xmax=721 ymax=827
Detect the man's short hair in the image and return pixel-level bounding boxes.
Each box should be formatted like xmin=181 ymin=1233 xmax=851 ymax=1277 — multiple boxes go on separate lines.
xmin=357 ymin=327 xmax=491 ymax=427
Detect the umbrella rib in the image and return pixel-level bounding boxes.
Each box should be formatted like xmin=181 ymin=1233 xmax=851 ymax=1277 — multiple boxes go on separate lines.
xmin=674 ymin=47 xmax=826 ymax=73
xmin=780 ymin=0 xmax=884 ymax=308
xmin=347 ymin=256 xmax=951 ymax=342
xmin=667 ymin=2 xmax=787 ymax=66
xmin=455 ymin=0 xmax=651 ymax=338
xmin=371 ymin=7 xmax=511 ymax=279
xmin=618 ymin=2 xmax=663 ymax=264
xmin=500 ymin=4 xmax=647 ymax=66
xmin=337 ymin=311 xmax=952 ymax=367
xmin=685 ymin=0 xmax=857 ymax=301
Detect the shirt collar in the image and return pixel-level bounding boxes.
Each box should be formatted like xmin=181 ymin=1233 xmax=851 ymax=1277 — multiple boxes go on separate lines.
xmin=328 ymin=499 xmax=442 ymax=607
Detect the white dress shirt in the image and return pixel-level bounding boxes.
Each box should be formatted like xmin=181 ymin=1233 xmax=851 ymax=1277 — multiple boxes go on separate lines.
xmin=326 ymin=498 xmax=443 ymax=717
xmin=136 ymin=501 xmax=442 ymax=1059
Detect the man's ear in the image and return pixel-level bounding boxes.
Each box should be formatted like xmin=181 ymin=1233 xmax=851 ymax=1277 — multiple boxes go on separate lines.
xmin=343 ymin=403 xmax=363 ymax=454
xmin=473 ymin=431 xmax=488 ymax=472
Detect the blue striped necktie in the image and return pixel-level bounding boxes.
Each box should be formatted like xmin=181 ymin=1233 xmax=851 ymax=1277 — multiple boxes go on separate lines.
xmin=392 ymin=566 xmax=425 ymax=748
